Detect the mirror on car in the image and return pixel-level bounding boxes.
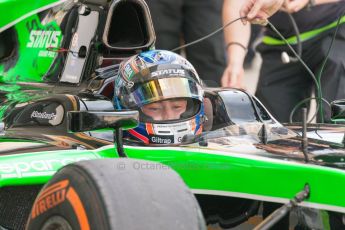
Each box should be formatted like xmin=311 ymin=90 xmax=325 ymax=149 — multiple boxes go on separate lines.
xmin=331 ymin=100 xmax=345 ymax=123
xmin=67 ymin=110 xmax=139 ymax=133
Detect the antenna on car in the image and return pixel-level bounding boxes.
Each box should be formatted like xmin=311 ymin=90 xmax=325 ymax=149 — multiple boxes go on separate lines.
xmin=254 ymin=184 xmax=310 ymax=230
xmin=259 ymin=124 xmax=268 ymax=145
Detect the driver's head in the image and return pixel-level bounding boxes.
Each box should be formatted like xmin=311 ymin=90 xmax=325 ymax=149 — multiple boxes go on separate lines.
xmin=114 ymin=50 xmax=205 ymax=145
xmin=141 ymin=98 xmax=188 ymax=121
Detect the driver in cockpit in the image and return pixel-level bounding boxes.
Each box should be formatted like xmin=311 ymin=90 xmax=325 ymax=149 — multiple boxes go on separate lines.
xmin=113 ymin=50 xmax=205 ymax=145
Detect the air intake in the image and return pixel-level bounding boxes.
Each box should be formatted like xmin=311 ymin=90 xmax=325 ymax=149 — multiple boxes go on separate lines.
xmin=102 ymin=0 xmax=155 ymax=52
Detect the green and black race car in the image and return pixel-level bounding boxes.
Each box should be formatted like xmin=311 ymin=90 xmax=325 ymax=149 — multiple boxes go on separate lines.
xmin=1 ymin=0 xmax=345 ymax=229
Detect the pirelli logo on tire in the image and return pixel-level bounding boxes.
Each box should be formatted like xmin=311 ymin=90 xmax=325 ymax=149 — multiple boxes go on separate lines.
xmin=31 ymin=180 xmax=69 ymax=219
xmin=30 ymin=179 xmax=91 ymax=230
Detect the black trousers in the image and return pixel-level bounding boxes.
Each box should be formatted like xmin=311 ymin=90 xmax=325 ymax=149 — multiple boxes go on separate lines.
xmin=256 ymin=25 xmax=345 ymax=123
xmin=145 ymin=0 xmax=226 ymax=86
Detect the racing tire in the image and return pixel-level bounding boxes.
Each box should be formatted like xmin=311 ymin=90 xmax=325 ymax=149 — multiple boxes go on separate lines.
xmin=26 ymin=159 xmax=206 ymax=230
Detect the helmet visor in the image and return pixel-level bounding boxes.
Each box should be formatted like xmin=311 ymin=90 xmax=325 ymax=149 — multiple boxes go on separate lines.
xmin=120 ymin=77 xmax=203 ymax=108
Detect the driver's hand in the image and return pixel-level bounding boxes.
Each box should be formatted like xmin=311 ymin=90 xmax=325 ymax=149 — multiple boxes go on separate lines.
xmin=221 ymin=62 xmax=245 ymax=89
xmin=282 ymin=0 xmax=309 ymax=13
xmin=240 ymin=0 xmax=284 ymax=24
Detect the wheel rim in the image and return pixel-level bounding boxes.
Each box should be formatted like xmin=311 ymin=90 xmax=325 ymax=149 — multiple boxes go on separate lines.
xmin=41 ymin=216 xmax=72 ymax=230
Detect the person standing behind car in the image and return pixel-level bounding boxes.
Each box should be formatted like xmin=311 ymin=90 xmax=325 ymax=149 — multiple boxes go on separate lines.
xmin=240 ymin=0 xmax=284 ymax=23
xmin=145 ymin=0 xmax=226 ymax=87
xmin=225 ymin=0 xmax=345 ymax=229
xmin=222 ymin=0 xmax=345 ymax=123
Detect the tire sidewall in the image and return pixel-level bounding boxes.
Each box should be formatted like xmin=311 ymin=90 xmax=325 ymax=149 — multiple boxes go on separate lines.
xmin=26 ymin=165 xmax=108 ymax=230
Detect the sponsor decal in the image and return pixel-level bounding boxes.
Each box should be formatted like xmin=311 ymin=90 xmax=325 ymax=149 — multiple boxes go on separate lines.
xmin=177 ymin=136 xmax=183 ymax=143
xmin=37 ymin=50 xmax=57 ymax=58
xmin=151 ymin=69 xmax=185 ymax=77
xmin=0 ymin=157 xmax=93 ymax=178
xmin=49 ymin=105 xmax=64 ymax=126
xmin=31 ymin=110 xmax=57 ymax=120
xmin=26 ymin=30 xmax=61 ymax=57
xmin=124 ymin=63 xmax=135 ymax=79
xmin=139 ymin=50 xmax=175 ymax=64
xmin=125 ymin=81 xmax=134 ymax=89
xmin=134 ymin=56 xmax=146 ymax=70
xmin=26 ymin=30 xmax=61 ymax=48
xmin=119 ymin=63 xmax=134 ymax=88
xmin=155 ymin=122 xmax=189 ymax=129
xmin=150 ymin=135 xmax=174 ymax=144
xmin=30 ymin=179 xmax=90 ymax=230
xmin=31 ymin=180 xmax=69 ymax=219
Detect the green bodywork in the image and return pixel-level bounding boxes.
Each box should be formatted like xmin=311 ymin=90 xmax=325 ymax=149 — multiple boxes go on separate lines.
xmin=1 ymin=142 xmax=345 ymax=214
xmin=0 ymin=0 xmax=62 ymax=30
xmin=1 ymin=0 xmax=345 ymax=218
xmin=0 ymin=15 xmax=62 ymax=82
xmin=0 ymin=0 xmax=64 ymax=83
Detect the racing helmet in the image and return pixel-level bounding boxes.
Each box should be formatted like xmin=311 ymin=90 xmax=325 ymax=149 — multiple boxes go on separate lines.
xmin=114 ymin=50 xmax=205 ymax=145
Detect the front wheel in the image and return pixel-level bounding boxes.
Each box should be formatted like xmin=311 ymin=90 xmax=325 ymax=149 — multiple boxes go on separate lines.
xmin=26 ymin=159 xmax=205 ymax=230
